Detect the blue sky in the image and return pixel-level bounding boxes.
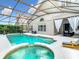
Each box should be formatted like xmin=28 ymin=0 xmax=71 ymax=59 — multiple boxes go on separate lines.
xmin=0 ymin=0 xmax=38 ymax=8
xmin=0 ymin=0 xmax=38 ymax=13
xmin=0 ymin=0 xmax=38 ymax=24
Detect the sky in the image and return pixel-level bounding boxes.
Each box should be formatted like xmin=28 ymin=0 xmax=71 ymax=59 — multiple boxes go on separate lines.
xmin=0 ymin=0 xmax=38 ymax=9
xmin=0 ymin=0 xmax=38 ymax=24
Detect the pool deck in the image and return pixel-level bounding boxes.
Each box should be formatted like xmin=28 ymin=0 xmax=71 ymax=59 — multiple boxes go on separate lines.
xmin=0 ymin=35 xmax=11 ymax=59
xmin=0 ymin=33 xmax=79 ymax=59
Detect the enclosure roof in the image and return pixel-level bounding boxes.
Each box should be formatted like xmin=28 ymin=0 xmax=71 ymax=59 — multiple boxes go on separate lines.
xmin=0 ymin=0 xmax=79 ymax=24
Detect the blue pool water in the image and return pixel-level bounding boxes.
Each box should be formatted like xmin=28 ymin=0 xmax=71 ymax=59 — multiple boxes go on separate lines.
xmin=7 ymin=34 xmax=55 ymax=45
xmin=4 ymin=45 xmax=54 ymax=59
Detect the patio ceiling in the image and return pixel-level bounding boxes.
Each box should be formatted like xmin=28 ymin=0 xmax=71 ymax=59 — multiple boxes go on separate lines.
xmin=0 ymin=0 xmax=79 ymax=24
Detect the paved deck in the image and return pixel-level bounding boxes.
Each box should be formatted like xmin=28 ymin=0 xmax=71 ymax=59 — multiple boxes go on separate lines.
xmin=0 ymin=35 xmax=11 ymax=59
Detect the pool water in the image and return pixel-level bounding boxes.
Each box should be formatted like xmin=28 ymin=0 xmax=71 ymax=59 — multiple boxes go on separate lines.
xmin=4 ymin=45 xmax=54 ymax=59
xmin=7 ymin=34 xmax=55 ymax=45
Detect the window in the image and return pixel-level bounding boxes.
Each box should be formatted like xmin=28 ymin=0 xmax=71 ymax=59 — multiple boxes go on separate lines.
xmin=29 ymin=26 xmax=33 ymax=31
xmin=40 ymin=18 xmax=44 ymax=21
xmin=38 ymin=25 xmax=46 ymax=32
xmin=44 ymin=25 xmax=46 ymax=31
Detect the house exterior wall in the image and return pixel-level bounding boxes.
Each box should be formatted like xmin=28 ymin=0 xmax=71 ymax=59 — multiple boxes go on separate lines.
xmin=16 ymin=0 xmax=79 ymax=35
xmin=28 ymin=1 xmax=62 ymax=36
xmin=30 ymin=15 xmax=55 ymax=36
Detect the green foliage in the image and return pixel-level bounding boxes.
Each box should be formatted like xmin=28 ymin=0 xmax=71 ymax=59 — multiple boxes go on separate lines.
xmin=0 ymin=25 xmax=23 ymax=34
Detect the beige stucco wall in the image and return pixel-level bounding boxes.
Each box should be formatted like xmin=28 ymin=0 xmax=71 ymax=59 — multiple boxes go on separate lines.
xmin=30 ymin=14 xmax=55 ymax=36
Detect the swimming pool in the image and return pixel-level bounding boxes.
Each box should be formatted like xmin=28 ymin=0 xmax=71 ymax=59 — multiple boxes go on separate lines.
xmin=7 ymin=34 xmax=55 ymax=45
xmin=3 ymin=45 xmax=54 ymax=59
